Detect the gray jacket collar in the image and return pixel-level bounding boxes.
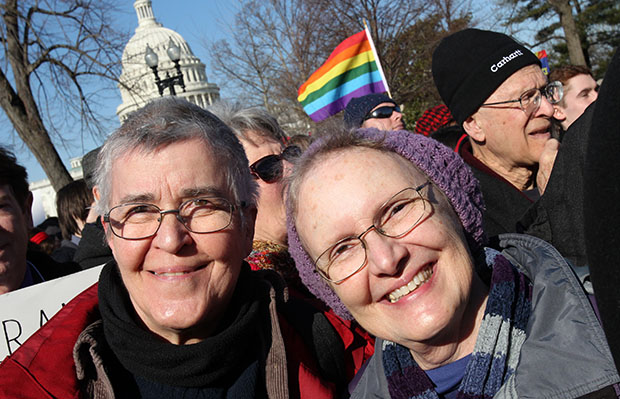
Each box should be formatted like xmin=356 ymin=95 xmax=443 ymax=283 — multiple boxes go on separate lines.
xmin=496 ymin=233 xmax=619 ymax=398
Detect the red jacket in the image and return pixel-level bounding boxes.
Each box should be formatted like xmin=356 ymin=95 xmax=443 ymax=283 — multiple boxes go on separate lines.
xmin=0 ymin=283 xmax=373 ymax=398
xmin=0 ymin=283 xmax=99 ymax=398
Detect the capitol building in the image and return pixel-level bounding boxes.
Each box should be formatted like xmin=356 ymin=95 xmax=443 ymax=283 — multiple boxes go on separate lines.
xmin=116 ymin=0 xmax=219 ymax=121
xmin=30 ymin=0 xmax=220 ymax=221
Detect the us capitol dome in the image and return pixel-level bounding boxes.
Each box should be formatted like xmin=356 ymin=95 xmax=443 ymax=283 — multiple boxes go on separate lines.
xmin=116 ymin=0 xmax=220 ymax=121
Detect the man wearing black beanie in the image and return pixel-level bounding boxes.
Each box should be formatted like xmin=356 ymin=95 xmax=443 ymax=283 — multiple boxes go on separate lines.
xmin=432 ymin=28 xmax=562 ymax=237
xmin=343 ymin=93 xmax=405 ymax=131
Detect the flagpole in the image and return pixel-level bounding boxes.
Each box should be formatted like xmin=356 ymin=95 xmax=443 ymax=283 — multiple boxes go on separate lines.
xmin=363 ymin=19 xmax=392 ymax=98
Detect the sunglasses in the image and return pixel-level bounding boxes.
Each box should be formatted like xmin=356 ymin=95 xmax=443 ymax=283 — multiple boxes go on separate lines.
xmin=249 ymin=145 xmax=302 ymax=183
xmin=364 ymin=105 xmax=401 ymax=121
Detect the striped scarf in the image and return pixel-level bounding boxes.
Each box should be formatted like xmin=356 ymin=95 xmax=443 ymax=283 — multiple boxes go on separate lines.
xmin=383 ymin=248 xmax=532 ymax=399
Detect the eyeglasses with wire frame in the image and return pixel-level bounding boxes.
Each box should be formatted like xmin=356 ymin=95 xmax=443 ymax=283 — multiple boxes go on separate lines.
xmin=481 ymin=80 xmax=563 ymax=114
xmin=314 ymin=181 xmax=431 ymax=284
xmin=103 ymin=197 xmax=241 ymax=240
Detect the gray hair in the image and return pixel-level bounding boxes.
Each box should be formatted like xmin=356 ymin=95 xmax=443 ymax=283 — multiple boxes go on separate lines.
xmin=94 ymin=97 xmax=258 ymax=215
xmin=207 ymin=101 xmax=286 ymax=146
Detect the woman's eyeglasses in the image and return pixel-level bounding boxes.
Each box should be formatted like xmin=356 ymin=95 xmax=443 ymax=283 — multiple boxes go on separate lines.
xmin=249 ymin=145 xmax=302 ymax=183
xmin=314 ymin=182 xmax=431 ymax=284
xmin=364 ymin=105 xmax=401 ymax=121
xmin=104 ymin=197 xmax=239 ymax=240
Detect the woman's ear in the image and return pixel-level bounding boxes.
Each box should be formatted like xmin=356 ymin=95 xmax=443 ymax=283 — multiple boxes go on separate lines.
xmin=92 ymin=186 xmax=111 ymax=247
xmin=92 ymin=185 xmax=100 ymax=202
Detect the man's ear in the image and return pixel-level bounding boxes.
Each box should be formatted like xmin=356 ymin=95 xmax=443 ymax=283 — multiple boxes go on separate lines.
xmin=462 ymin=115 xmax=485 ymax=142
xmin=553 ymin=105 xmax=567 ymax=122
xmin=242 ymin=204 xmax=257 ymax=257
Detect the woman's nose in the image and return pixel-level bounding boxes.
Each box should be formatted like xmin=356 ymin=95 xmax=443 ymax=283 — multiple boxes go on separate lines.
xmin=151 ymin=212 xmax=192 ymax=253
xmin=364 ymin=230 xmax=408 ymax=277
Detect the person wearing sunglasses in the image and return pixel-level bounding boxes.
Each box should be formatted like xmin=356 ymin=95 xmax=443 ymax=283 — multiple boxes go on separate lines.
xmin=207 ymin=103 xmax=299 ymax=279
xmin=208 ymin=104 xmax=336 ymax=293
xmin=432 ymin=29 xmax=563 ymax=239
xmin=344 ymin=93 xmax=405 ymax=131
xmin=209 ymin=104 xmax=293 ymax=244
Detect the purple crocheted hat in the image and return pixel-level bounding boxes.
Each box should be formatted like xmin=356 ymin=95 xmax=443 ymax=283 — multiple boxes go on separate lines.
xmin=286 ymin=128 xmax=486 ymax=320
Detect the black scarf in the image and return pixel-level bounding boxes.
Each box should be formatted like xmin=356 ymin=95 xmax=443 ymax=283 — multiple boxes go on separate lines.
xmin=98 ymin=261 xmax=268 ymax=389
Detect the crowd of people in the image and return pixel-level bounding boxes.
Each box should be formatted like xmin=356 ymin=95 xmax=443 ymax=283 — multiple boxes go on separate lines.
xmin=0 ymin=27 xmax=618 ymax=398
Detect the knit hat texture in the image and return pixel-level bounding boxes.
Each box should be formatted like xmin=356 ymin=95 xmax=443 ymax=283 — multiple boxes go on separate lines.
xmin=287 ymin=128 xmax=487 ymax=319
xmin=343 ymin=93 xmax=396 ymax=129
xmin=432 ymin=28 xmax=540 ymax=126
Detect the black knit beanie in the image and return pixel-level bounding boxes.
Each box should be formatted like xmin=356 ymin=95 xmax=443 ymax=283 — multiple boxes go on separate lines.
xmin=343 ymin=93 xmax=395 ymax=129
xmin=432 ymin=29 xmax=540 ymax=126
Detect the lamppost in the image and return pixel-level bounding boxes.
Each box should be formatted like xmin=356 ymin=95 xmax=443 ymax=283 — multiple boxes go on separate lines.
xmin=145 ymin=38 xmax=186 ymax=96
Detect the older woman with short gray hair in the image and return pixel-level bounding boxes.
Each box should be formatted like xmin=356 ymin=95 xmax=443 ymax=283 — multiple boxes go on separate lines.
xmin=0 ymin=98 xmax=355 ymax=398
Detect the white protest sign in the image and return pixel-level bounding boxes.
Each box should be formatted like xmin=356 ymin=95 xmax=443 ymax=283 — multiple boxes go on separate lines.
xmin=0 ymin=266 xmax=102 ymax=360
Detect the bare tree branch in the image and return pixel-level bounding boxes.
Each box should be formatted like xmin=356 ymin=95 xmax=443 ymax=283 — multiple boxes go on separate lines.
xmin=207 ymin=0 xmax=474 ymax=131
xmin=0 ymin=0 xmax=128 ymax=190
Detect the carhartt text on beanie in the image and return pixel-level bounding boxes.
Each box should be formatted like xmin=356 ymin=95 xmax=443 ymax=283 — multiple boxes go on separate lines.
xmin=432 ymin=28 xmax=540 ymax=125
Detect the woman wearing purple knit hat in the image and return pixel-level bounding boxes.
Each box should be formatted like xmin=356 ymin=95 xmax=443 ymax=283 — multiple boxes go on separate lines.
xmin=286 ymin=128 xmax=619 ymax=398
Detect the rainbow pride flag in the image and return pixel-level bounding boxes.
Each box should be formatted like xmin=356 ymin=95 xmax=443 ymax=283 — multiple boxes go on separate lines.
xmin=298 ymin=28 xmax=389 ymax=122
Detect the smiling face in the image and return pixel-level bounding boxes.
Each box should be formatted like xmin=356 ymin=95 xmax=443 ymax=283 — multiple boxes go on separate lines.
xmin=104 ymin=138 xmax=254 ymax=344
xmin=240 ymin=130 xmax=288 ymax=245
xmin=466 ymin=65 xmax=554 ymax=176
xmin=295 ymin=148 xmax=484 ymax=357
xmin=0 ymin=185 xmax=31 ymax=295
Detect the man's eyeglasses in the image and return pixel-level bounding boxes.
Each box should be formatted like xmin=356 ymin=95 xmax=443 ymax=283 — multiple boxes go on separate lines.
xmin=481 ymin=81 xmax=563 ymax=114
xmin=364 ymin=105 xmax=401 ymax=121
xmin=103 ymin=197 xmax=240 ymax=240
xmin=250 ymin=145 xmax=302 ymax=183
xmin=314 ymin=182 xmax=431 ymax=284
